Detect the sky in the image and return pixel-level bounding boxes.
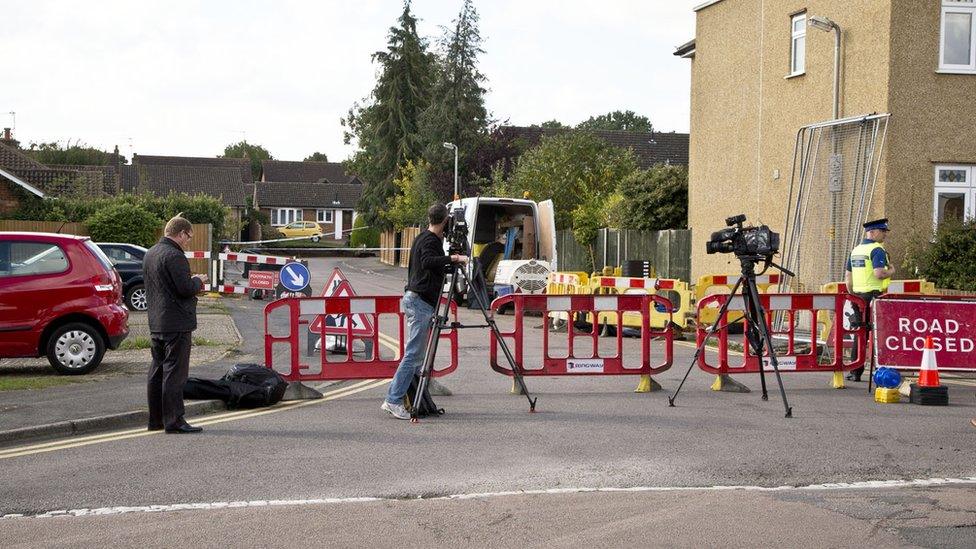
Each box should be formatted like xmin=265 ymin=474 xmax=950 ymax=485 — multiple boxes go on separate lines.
xmin=3 ymin=0 xmax=699 ymax=163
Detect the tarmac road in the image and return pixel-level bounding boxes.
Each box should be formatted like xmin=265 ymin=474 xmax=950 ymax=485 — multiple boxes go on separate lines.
xmin=1 ymin=257 xmax=974 ymax=546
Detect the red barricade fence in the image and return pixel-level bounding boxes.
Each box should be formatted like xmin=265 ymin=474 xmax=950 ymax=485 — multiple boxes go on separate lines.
xmin=489 ymin=294 xmax=674 ymax=377
xmin=264 ymin=295 xmax=459 ymax=381
xmin=696 ymin=293 xmax=868 ymax=375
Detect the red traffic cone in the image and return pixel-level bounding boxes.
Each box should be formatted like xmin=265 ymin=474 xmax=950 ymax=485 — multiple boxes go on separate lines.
xmin=918 ymin=336 xmax=941 ymax=388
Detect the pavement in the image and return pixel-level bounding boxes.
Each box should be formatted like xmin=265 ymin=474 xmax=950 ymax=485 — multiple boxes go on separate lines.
xmin=1 ymin=256 xmax=975 ymax=547
xmin=0 ymin=301 xmax=243 ymax=442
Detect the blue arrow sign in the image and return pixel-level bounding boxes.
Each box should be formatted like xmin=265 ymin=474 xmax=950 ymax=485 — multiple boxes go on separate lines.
xmin=280 ymin=262 xmax=310 ymax=292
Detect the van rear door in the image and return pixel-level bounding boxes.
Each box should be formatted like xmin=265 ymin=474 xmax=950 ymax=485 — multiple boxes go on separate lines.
xmin=537 ymin=200 xmax=557 ymax=271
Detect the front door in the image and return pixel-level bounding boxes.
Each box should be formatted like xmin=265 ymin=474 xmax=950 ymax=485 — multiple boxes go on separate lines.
xmin=342 ymin=210 xmax=353 ymax=241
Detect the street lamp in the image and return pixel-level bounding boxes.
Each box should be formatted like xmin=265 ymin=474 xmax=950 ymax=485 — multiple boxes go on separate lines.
xmin=808 ymin=15 xmax=842 ymax=119
xmin=443 ymin=142 xmax=459 ymax=200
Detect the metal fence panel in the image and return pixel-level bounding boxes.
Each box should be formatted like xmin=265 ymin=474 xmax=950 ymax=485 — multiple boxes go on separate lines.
xmin=555 ymin=228 xmax=692 ymax=282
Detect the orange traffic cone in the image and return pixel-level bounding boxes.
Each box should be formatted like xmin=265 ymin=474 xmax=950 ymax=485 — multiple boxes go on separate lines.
xmin=918 ymin=336 xmax=941 ymax=387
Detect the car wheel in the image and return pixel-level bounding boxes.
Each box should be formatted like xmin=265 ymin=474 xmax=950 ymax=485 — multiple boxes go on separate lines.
xmin=125 ymin=283 xmax=148 ymax=311
xmin=311 ymin=235 xmax=321 ymax=243
xmin=46 ymin=322 xmax=106 ymax=375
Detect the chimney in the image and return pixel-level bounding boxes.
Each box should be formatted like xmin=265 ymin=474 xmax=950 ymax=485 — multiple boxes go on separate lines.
xmin=0 ymin=128 xmax=17 ymax=148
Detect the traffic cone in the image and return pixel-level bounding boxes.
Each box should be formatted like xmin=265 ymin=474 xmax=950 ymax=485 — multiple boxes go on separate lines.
xmin=909 ymin=336 xmax=949 ymax=406
xmin=918 ymin=337 xmax=941 ymax=387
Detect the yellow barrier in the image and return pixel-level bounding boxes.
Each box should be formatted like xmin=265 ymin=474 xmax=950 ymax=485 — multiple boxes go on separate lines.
xmin=586 ymin=276 xmax=693 ymax=330
xmin=546 ymin=272 xmax=590 ymax=327
xmin=694 ymin=273 xmax=781 ymax=327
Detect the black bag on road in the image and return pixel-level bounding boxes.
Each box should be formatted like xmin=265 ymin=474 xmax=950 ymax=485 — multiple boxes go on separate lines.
xmin=183 ymin=364 xmax=288 ymax=409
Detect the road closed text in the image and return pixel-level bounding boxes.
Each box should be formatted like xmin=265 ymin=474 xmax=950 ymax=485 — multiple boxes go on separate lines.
xmin=884 ymin=317 xmax=975 ymax=353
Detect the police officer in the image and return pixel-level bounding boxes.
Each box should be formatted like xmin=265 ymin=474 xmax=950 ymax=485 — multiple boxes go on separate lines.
xmin=844 ymin=218 xmax=894 ymax=382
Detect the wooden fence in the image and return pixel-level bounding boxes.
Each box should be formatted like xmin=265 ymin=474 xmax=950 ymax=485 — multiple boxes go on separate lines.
xmin=0 ymin=220 xmax=213 ymax=273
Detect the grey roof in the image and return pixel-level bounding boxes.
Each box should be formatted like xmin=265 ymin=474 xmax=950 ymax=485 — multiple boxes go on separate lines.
xmin=497 ymin=126 xmax=690 ymax=169
xmin=255 ymin=181 xmax=362 ymax=209
xmin=0 ymin=141 xmax=115 ymax=197
xmin=134 ymin=154 xmax=253 ymax=185
xmin=261 ymin=160 xmax=362 ymax=184
xmin=122 ymin=163 xmax=247 ymax=206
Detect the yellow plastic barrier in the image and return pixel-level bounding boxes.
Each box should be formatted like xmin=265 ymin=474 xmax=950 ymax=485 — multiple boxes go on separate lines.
xmin=694 ymin=273 xmax=781 ymax=327
xmin=546 ymin=271 xmax=590 ymax=327
xmin=586 ymin=276 xmax=693 ymax=330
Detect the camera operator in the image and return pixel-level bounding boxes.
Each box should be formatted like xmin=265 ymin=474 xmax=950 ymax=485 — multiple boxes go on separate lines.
xmin=381 ymin=203 xmax=468 ymax=420
xmin=844 ymin=218 xmax=894 ymax=382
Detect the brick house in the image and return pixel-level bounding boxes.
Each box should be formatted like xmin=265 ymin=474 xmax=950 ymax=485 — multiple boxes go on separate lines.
xmin=121 ymin=154 xmax=250 ymax=223
xmin=0 ymin=129 xmax=121 ymax=215
xmin=257 ymin=160 xmax=364 ymax=240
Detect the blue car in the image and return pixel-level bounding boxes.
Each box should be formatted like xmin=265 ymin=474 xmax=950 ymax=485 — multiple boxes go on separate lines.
xmin=96 ymin=243 xmax=148 ymax=311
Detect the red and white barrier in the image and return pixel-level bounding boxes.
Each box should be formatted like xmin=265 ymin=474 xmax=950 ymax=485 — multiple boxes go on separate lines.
xmin=696 ymin=292 xmax=868 ymax=375
xmin=489 ymin=293 xmax=673 ymax=378
xmin=264 ymin=295 xmax=459 ymax=382
xmin=218 ymin=252 xmax=294 ymax=265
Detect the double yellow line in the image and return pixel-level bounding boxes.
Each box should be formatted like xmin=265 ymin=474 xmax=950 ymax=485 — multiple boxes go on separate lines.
xmin=0 ymin=333 xmax=406 ymax=460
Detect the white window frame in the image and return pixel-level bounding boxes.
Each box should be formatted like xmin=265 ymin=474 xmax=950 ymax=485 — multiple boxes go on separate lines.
xmin=271 ymin=208 xmax=302 ymax=226
xmin=790 ymin=12 xmax=806 ymax=76
xmin=933 ymin=164 xmax=975 ymax=226
xmin=940 ymin=0 xmax=976 ymax=73
xmin=317 ymin=209 xmax=334 ymax=223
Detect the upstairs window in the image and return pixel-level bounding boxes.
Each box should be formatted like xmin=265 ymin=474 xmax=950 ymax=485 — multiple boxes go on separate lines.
xmin=933 ymin=165 xmax=974 ymax=226
xmin=790 ymin=13 xmax=806 ymax=76
xmin=941 ymin=0 xmax=976 ymax=72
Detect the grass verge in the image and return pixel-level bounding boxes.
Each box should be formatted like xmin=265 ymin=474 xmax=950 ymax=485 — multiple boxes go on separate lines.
xmin=119 ymin=336 xmax=225 ymax=350
xmin=0 ymin=375 xmax=83 ymax=392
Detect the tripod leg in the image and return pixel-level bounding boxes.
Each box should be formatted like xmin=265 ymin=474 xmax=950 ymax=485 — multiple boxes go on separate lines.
xmin=668 ymin=278 xmax=744 ymax=407
xmin=460 ymin=268 xmax=537 ymax=411
xmin=744 ymin=293 xmax=770 ymax=401
xmin=744 ymin=278 xmax=793 ymax=418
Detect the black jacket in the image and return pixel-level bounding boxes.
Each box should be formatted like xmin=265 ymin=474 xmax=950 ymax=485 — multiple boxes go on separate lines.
xmin=144 ymin=237 xmax=203 ymax=333
xmin=405 ymin=230 xmax=452 ymax=307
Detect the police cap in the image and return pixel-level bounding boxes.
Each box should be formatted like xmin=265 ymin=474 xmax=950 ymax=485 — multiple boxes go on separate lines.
xmin=863 ymin=218 xmax=889 ymax=231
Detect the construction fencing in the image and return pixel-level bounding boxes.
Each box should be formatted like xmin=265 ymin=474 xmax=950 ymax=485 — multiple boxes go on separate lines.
xmin=556 ymin=229 xmax=691 ymax=281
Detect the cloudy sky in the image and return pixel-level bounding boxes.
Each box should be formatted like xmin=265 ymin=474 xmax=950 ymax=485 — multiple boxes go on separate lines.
xmin=3 ymin=1 xmax=698 ymax=162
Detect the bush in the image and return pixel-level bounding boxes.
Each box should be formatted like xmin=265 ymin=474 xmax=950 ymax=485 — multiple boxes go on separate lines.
xmin=85 ymin=203 xmax=161 ymax=247
xmin=350 ymin=214 xmax=380 ymax=249
xmin=904 ymin=219 xmax=976 ymax=291
xmin=617 ymin=164 xmax=688 ymax=230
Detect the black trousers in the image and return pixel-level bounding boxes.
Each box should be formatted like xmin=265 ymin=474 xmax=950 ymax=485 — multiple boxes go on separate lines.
xmin=148 ymin=331 xmax=192 ymax=430
xmin=850 ymin=291 xmax=880 ymax=377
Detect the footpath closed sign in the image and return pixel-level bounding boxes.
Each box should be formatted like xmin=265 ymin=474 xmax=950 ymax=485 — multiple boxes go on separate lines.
xmin=874 ymin=296 xmax=976 ymax=372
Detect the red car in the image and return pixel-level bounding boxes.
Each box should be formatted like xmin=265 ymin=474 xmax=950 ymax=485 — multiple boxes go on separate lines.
xmin=0 ymin=232 xmax=129 ymax=374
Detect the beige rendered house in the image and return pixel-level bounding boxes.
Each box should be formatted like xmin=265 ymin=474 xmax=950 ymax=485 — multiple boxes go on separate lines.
xmin=679 ymin=0 xmax=976 ymax=287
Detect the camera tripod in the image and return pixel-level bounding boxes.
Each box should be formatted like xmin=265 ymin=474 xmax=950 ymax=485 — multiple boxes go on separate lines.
xmin=667 ymin=256 xmax=794 ymax=418
xmin=411 ymin=256 xmax=537 ymax=421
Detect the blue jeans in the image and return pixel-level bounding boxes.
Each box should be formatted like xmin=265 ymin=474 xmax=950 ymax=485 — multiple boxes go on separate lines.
xmin=386 ymin=291 xmax=435 ymax=404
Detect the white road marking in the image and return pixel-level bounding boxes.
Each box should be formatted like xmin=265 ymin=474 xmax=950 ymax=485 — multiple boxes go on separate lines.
xmin=4 ymin=476 xmax=975 ymax=520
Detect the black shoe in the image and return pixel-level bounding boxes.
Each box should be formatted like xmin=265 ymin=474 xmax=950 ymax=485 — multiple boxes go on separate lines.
xmin=845 ymin=373 xmax=862 ymax=382
xmin=148 ymin=425 xmax=164 ymax=432
xmin=165 ymin=424 xmax=203 ymax=434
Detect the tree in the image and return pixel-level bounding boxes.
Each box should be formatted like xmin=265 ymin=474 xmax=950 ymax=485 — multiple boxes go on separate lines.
xmin=303 ymin=152 xmax=329 ymax=162
xmin=418 ymin=0 xmax=489 ymax=181
xmin=343 ymin=1 xmax=436 ymax=225
xmin=491 ymin=132 xmax=638 ymax=229
xmin=904 ymin=219 xmax=976 ymax=291
xmin=616 ymin=164 xmax=688 ymax=230
xmin=27 ymin=141 xmax=127 ymax=165
xmin=577 ymin=110 xmax=654 ymax=133
xmin=221 ymin=141 xmax=272 ymax=181
xmin=533 ymin=120 xmax=570 ymax=130
xmin=383 ymin=160 xmax=438 ymax=230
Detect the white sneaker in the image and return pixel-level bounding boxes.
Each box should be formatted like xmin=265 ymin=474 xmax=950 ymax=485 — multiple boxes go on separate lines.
xmin=381 ymin=401 xmax=411 ymax=420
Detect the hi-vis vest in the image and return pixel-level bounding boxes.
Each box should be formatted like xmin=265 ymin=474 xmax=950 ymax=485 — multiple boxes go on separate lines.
xmin=849 ymin=241 xmax=890 ymax=293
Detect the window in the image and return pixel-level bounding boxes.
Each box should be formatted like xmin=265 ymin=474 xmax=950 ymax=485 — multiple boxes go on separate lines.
xmin=790 ymin=13 xmax=806 ymax=75
xmin=317 ymin=209 xmax=334 ymax=223
xmin=934 ymin=165 xmax=975 ymax=225
xmin=0 ymin=242 xmax=69 ymax=277
xmin=941 ymin=0 xmax=976 ymax=72
xmin=271 ymin=208 xmax=302 ymax=226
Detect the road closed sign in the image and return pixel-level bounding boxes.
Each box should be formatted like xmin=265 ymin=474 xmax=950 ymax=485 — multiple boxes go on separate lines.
xmin=874 ymin=296 xmax=976 ymax=372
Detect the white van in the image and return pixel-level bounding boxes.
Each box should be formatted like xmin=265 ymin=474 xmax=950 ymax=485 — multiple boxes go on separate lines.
xmin=444 ymin=197 xmax=557 ymax=298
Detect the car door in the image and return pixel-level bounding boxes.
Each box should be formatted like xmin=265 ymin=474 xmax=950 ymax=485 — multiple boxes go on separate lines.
xmin=0 ymin=240 xmax=72 ymax=356
xmin=537 ymin=199 xmax=557 ymax=271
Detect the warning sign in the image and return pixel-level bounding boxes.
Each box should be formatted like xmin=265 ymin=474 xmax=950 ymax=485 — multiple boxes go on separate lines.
xmin=308 ymin=268 xmax=375 ymax=337
xmin=874 ymin=296 xmax=976 ymax=372
xmin=247 ymin=270 xmax=278 ymax=290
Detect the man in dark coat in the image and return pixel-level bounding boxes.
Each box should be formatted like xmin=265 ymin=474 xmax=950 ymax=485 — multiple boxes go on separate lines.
xmin=144 ymin=215 xmax=208 ymax=433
